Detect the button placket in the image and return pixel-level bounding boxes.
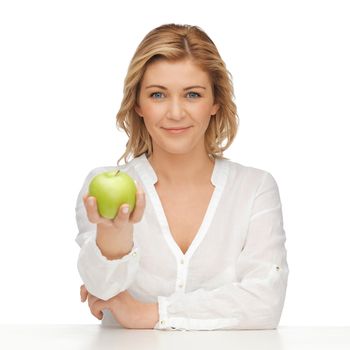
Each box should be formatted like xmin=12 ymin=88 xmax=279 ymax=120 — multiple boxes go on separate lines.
xmin=177 ymin=257 xmax=187 ymax=290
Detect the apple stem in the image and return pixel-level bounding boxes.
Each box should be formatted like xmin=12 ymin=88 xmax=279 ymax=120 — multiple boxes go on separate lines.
xmin=115 ymin=170 xmax=120 ymax=176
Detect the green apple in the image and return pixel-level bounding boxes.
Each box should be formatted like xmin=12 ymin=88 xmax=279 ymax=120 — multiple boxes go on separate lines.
xmin=88 ymin=170 xmax=137 ymax=219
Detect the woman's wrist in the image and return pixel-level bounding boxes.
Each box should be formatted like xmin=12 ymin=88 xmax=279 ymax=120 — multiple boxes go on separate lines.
xmin=96 ymin=224 xmax=133 ymax=260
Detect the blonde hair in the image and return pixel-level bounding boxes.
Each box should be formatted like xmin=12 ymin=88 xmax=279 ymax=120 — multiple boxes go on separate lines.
xmin=116 ymin=23 xmax=239 ymax=166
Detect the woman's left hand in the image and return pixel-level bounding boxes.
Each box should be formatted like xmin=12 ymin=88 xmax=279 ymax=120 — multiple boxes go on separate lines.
xmin=80 ymin=284 xmax=159 ymax=329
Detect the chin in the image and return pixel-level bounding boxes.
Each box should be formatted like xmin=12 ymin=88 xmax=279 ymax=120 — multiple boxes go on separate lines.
xmin=162 ymin=147 xmax=196 ymax=156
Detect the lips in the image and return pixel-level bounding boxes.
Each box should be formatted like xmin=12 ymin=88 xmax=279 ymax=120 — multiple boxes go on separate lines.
xmin=163 ymin=126 xmax=191 ymax=130
xmin=162 ymin=126 xmax=192 ymax=134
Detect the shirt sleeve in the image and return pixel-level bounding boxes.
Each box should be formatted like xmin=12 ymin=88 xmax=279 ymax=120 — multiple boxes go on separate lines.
xmin=75 ymin=167 xmax=141 ymax=301
xmin=154 ymin=171 xmax=289 ymax=331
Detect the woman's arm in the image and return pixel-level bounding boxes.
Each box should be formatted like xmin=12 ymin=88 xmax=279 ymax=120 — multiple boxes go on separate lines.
xmin=81 ymin=286 xmax=159 ymax=329
xmin=75 ymin=167 xmax=142 ymax=301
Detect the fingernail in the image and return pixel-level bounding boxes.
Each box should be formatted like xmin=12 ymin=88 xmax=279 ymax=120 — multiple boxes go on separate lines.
xmin=88 ymin=198 xmax=94 ymax=206
xmin=122 ymin=206 xmax=129 ymax=214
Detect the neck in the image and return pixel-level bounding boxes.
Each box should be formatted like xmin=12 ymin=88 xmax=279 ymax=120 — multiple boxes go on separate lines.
xmin=147 ymin=149 xmax=215 ymax=188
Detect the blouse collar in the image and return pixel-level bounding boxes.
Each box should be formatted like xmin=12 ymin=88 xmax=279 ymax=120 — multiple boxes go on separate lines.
xmin=133 ymin=153 xmax=228 ymax=189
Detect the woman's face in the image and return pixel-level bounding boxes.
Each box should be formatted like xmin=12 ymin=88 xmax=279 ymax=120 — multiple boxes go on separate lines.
xmin=135 ymin=58 xmax=220 ymax=156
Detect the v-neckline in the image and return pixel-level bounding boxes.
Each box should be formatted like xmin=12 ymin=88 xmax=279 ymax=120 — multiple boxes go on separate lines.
xmin=134 ymin=153 xmax=229 ymax=260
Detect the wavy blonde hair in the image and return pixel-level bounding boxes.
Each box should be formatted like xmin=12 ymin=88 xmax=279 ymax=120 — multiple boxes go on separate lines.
xmin=116 ymin=23 xmax=239 ymax=166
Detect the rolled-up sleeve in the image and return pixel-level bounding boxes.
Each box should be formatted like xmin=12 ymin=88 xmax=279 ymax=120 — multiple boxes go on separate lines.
xmin=75 ymin=168 xmax=141 ymax=301
xmin=154 ymin=172 xmax=289 ymax=331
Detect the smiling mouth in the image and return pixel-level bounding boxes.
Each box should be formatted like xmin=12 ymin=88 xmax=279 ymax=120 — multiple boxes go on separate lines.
xmin=163 ymin=126 xmax=192 ymax=130
xmin=162 ymin=126 xmax=192 ymax=134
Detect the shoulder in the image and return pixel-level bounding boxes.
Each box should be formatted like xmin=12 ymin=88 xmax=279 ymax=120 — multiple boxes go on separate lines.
xmin=220 ymin=157 xmax=278 ymax=190
xmin=221 ymin=157 xmax=268 ymax=178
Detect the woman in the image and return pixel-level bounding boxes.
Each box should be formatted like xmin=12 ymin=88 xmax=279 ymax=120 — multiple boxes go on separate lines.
xmin=75 ymin=23 xmax=289 ymax=331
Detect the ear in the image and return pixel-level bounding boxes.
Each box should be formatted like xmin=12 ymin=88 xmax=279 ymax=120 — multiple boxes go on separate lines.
xmin=211 ymin=103 xmax=220 ymax=116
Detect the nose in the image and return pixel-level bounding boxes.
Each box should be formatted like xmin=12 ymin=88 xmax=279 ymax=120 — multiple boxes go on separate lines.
xmin=166 ymin=97 xmax=186 ymax=120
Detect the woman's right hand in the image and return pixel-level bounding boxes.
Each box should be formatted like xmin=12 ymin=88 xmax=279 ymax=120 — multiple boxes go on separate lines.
xmin=82 ymin=180 xmax=146 ymax=232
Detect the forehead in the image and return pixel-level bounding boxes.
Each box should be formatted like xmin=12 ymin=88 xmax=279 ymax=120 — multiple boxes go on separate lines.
xmin=141 ymin=59 xmax=211 ymax=87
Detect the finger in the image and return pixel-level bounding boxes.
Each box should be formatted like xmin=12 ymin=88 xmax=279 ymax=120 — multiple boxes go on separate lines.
xmin=111 ymin=202 xmax=132 ymax=228
xmin=87 ymin=293 xmax=99 ymax=309
xmin=90 ymin=299 xmax=107 ymax=320
xmin=84 ymin=195 xmax=116 ymax=227
xmin=85 ymin=196 xmax=112 ymax=226
xmin=80 ymin=284 xmax=88 ymax=302
xmin=130 ymin=183 xmax=146 ymax=223
xmin=83 ymin=194 xmax=90 ymax=212
xmin=83 ymin=196 xmax=100 ymax=223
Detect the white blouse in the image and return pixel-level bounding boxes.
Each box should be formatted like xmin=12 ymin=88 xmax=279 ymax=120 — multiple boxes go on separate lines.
xmin=75 ymin=153 xmax=289 ymax=331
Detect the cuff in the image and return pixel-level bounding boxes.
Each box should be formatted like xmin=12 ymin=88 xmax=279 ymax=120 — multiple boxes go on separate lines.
xmin=77 ymin=233 xmax=140 ymax=300
xmin=78 ymin=232 xmax=139 ymax=266
xmin=153 ymin=294 xmax=240 ymax=331
xmin=154 ymin=296 xmax=170 ymax=330
xmin=89 ymin=233 xmax=139 ymax=264
xmin=154 ymin=295 xmax=183 ymax=331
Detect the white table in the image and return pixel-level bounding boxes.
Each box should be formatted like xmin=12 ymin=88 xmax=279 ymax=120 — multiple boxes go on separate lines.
xmin=0 ymin=325 xmax=349 ymax=350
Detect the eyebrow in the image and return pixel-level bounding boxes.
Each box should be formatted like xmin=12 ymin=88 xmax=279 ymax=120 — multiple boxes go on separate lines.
xmin=145 ymin=84 xmax=206 ymax=90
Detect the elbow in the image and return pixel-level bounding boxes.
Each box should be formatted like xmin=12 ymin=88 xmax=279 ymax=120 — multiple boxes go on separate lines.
xmin=241 ymin=304 xmax=283 ymax=330
xmin=82 ymin=278 xmax=126 ymax=301
xmin=77 ymin=259 xmax=126 ymax=301
xmin=240 ymin=284 xmax=287 ymax=330
xmin=263 ymin=307 xmax=283 ymax=330
xmin=259 ymin=290 xmax=287 ymax=330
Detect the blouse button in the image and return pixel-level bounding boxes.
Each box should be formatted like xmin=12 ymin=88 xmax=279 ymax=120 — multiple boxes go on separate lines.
xmin=276 ymin=266 xmax=280 ymax=271
xmin=178 ymin=283 xmax=183 ymax=288
xmin=180 ymin=259 xmax=184 ymax=264
xmin=132 ymin=251 xmax=137 ymax=257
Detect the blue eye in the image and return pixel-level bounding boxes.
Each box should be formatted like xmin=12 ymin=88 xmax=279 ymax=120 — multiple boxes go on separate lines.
xmin=149 ymin=91 xmax=201 ymax=99
xmin=150 ymin=92 xmax=164 ymax=99
xmin=187 ymin=92 xmax=200 ymax=98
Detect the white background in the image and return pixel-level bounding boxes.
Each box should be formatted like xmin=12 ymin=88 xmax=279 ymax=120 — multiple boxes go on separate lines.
xmin=0 ymin=0 xmax=349 ymax=326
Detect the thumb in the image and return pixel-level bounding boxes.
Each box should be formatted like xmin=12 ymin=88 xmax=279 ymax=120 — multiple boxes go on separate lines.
xmin=91 ymin=299 xmax=108 ymax=320
xmin=112 ymin=204 xmax=130 ymax=225
xmin=80 ymin=284 xmax=88 ymax=302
